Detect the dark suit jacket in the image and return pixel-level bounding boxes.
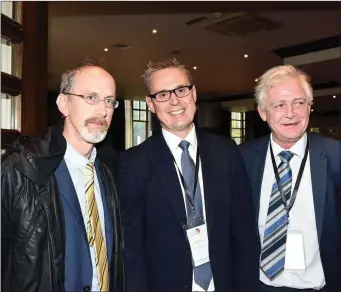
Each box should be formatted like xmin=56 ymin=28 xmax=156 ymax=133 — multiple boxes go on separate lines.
xmin=55 ymin=159 xmax=114 ymax=292
xmin=116 ymin=129 xmax=260 ymax=292
xmin=240 ymin=133 xmax=341 ymax=292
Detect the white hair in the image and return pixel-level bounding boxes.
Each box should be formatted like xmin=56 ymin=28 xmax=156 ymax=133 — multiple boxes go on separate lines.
xmin=255 ymin=65 xmax=313 ymax=108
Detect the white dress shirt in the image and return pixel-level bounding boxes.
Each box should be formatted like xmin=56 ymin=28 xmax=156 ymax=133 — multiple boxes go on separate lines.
xmin=162 ymin=127 xmax=215 ymax=292
xmin=64 ymin=142 xmax=107 ymax=292
xmin=259 ymin=133 xmax=325 ymax=289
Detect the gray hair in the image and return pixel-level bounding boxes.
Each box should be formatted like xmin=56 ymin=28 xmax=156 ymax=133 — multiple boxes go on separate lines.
xmin=255 ymin=65 xmax=313 ymax=108
xmin=141 ymin=58 xmax=193 ymax=93
xmin=60 ymin=57 xmax=104 ymax=93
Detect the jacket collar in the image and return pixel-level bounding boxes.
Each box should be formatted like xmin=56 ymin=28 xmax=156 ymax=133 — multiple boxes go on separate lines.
xmin=14 ymin=119 xmax=67 ymax=187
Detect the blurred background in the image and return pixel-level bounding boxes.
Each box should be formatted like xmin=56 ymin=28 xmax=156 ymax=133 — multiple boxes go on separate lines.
xmin=1 ymin=1 xmax=340 ymax=153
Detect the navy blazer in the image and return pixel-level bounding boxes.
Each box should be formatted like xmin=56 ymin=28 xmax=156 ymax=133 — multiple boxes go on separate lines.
xmin=55 ymin=159 xmax=114 ymax=292
xmin=117 ymin=130 xmax=260 ymax=292
xmin=240 ymin=133 xmax=341 ymax=291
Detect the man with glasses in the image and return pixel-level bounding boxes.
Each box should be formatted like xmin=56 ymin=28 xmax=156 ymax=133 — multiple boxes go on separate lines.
xmin=240 ymin=65 xmax=340 ymax=292
xmin=116 ymin=58 xmax=259 ymax=292
xmin=1 ymin=59 xmax=124 ymax=292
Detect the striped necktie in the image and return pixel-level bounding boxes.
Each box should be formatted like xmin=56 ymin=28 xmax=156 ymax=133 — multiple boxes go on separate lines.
xmin=260 ymin=151 xmax=294 ymax=280
xmin=82 ymin=162 xmax=109 ymax=291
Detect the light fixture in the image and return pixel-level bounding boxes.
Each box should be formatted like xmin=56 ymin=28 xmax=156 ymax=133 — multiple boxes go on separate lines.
xmin=193 ymin=66 xmax=197 ymax=70
xmin=311 ymin=109 xmax=314 ymax=112
xmin=104 ymin=48 xmax=108 ymax=52
xmin=152 ymin=29 xmax=157 ymax=34
xmin=333 ymin=95 xmax=336 ymax=98
xmin=255 ymin=78 xmax=258 ymax=82
xmin=244 ymin=54 xmax=248 ymax=58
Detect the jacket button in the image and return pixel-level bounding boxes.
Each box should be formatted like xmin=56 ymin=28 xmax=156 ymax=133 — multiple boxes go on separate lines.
xmin=83 ymin=285 xmax=91 ymax=292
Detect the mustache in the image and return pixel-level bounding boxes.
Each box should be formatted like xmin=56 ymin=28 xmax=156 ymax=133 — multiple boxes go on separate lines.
xmin=84 ymin=117 xmax=108 ymax=129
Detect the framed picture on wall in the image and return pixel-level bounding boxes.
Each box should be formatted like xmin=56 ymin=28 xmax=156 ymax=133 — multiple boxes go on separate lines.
xmin=310 ymin=127 xmax=320 ymax=133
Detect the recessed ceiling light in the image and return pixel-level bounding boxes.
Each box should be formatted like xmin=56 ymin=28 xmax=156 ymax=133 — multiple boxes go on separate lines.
xmin=104 ymin=48 xmax=108 ymax=52
xmin=333 ymin=95 xmax=336 ymax=98
xmin=193 ymin=66 xmax=197 ymax=70
xmin=244 ymin=54 xmax=248 ymax=58
xmin=152 ymin=29 xmax=157 ymax=34
xmin=255 ymin=78 xmax=258 ymax=82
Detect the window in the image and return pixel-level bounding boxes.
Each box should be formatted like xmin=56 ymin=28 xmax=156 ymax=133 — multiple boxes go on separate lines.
xmin=230 ymin=112 xmax=245 ymax=145
xmin=1 ymin=1 xmax=23 ymax=131
xmin=124 ymin=100 xmax=153 ymax=149
xmin=132 ymin=101 xmax=152 ymax=146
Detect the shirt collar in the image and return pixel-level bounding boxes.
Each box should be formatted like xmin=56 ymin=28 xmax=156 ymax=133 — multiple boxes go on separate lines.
xmin=64 ymin=142 xmax=97 ymax=169
xmin=162 ymin=125 xmax=197 ymax=155
xmin=270 ymin=132 xmax=307 ymax=159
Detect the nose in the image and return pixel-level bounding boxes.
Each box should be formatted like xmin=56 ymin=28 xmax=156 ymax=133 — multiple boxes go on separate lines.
xmin=285 ymin=103 xmax=295 ymax=118
xmin=96 ymin=99 xmax=108 ymax=118
xmin=169 ymin=92 xmax=180 ymax=105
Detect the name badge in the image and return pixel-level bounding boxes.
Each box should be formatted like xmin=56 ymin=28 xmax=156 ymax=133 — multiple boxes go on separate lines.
xmin=186 ymin=224 xmax=210 ymax=267
xmin=284 ymin=229 xmax=306 ymax=270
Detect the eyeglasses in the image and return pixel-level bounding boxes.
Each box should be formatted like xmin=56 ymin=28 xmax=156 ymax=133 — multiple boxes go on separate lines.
xmin=148 ymin=85 xmax=193 ymax=102
xmin=63 ymin=92 xmax=119 ymax=109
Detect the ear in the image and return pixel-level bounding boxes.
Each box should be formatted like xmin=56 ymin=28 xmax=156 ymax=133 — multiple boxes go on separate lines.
xmin=192 ymin=85 xmax=197 ymax=103
xmin=56 ymin=93 xmax=70 ymax=117
xmin=257 ymin=105 xmax=267 ymax=122
xmin=146 ymin=96 xmax=156 ymax=114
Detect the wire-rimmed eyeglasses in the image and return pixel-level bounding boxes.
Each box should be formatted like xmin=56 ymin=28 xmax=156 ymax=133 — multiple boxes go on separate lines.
xmin=63 ymin=92 xmax=119 ymax=109
xmin=148 ymin=85 xmax=193 ymax=102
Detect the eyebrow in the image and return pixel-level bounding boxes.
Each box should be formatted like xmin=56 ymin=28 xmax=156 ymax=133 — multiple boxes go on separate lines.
xmin=88 ymin=92 xmax=116 ymax=98
xmin=153 ymin=84 xmax=190 ymax=93
xmin=270 ymin=97 xmax=307 ymax=104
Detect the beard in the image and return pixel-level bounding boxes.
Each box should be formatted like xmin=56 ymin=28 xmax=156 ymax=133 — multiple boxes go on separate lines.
xmin=80 ymin=117 xmax=109 ymax=144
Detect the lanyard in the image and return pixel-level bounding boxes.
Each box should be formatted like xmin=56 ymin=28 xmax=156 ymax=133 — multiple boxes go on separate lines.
xmin=173 ymin=146 xmax=200 ymax=214
xmin=270 ymin=140 xmax=309 ymax=218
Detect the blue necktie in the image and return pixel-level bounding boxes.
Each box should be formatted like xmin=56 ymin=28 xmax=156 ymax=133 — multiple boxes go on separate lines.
xmin=260 ymin=150 xmax=294 ymax=280
xmin=179 ymin=140 xmax=212 ymax=291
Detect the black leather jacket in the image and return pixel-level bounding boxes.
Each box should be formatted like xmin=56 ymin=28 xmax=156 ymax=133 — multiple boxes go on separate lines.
xmin=1 ymin=124 xmax=124 ymax=292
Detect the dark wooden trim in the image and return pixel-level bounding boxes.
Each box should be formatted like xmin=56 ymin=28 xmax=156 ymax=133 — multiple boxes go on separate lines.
xmin=21 ymin=2 xmax=48 ymax=135
xmin=50 ymin=1 xmax=341 ymax=16
xmin=1 ymin=72 xmax=22 ymax=96
xmin=1 ymin=13 xmax=24 ymax=44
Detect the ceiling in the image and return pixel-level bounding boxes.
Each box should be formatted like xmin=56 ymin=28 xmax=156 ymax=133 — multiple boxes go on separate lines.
xmin=47 ymin=2 xmax=341 ymax=111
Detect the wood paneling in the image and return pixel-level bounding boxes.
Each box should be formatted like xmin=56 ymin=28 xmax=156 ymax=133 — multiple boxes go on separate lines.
xmin=1 ymin=13 xmax=24 ymax=43
xmin=21 ymin=2 xmax=48 ymax=135
xmin=1 ymin=72 xmax=22 ymax=96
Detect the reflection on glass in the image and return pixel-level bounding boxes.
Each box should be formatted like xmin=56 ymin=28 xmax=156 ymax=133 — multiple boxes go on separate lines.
xmin=133 ymin=110 xmax=139 ymax=120
xmin=1 ymin=38 xmax=19 ymax=76
xmin=231 ymin=112 xmax=241 ymax=120
xmin=1 ymin=93 xmax=20 ymax=130
xmin=140 ymin=111 xmax=146 ymax=121
xmin=133 ymin=101 xmax=140 ymax=109
xmin=231 ymin=120 xmax=241 ymax=128
xmin=140 ymin=101 xmax=147 ymax=110
xmin=133 ymin=121 xmax=146 ymax=146
xmin=233 ymin=137 xmax=241 ymax=145
xmin=231 ymin=129 xmax=241 ymax=137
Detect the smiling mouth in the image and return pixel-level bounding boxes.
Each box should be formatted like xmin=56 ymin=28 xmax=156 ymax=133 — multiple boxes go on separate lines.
xmin=169 ymin=109 xmax=185 ymax=116
xmin=282 ymin=122 xmax=299 ymax=127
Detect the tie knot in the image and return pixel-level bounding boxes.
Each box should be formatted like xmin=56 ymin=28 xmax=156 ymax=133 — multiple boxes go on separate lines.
xmin=278 ymin=151 xmax=293 ymax=163
xmin=179 ymin=140 xmax=190 ymax=152
xmin=82 ymin=162 xmax=94 ymax=176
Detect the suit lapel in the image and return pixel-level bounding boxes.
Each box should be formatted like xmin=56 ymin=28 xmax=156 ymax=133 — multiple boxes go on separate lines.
xmin=308 ymin=134 xmax=326 ymax=242
xmin=146 ymin=134 xmax=187 ymax=226
xmin=197 ymin=131 xmax=216 ymax=235
xmin=252 ymin=136 xmax=269 ymax=224
xmin=55 ymin=159 xmax=87 ymax=241
xmin=95 ymin=159 xmax=114 ymax=266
